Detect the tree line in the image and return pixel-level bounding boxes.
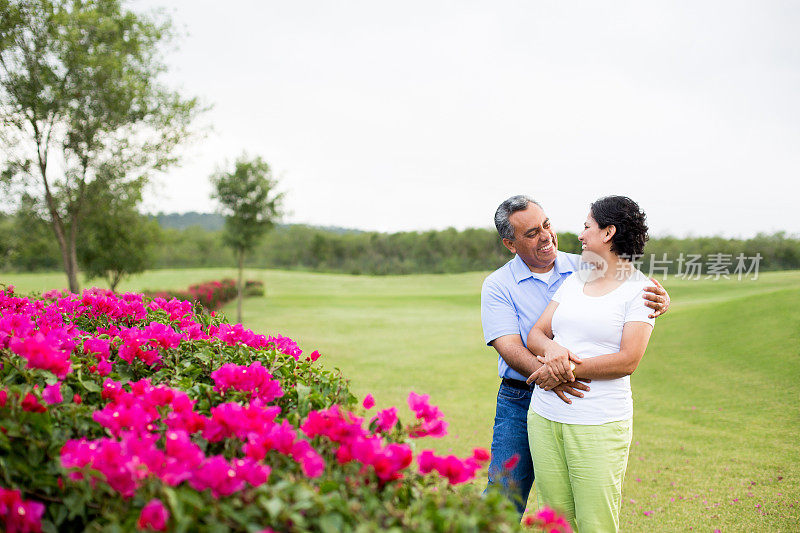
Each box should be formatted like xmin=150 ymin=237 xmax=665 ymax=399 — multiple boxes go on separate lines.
xmin=3 ymin=211 xmax=799 ymax=277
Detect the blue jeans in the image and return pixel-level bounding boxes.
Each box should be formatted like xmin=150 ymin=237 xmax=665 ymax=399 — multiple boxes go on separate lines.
xmin=485 ymin=382 xmax=534 ymax=518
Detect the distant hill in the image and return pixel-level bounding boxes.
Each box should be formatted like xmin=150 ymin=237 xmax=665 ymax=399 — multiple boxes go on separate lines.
xmin=153 ymin=212 xmax=363 ymax=234
xmin=154 ymin=212 xmax=225 ymax=231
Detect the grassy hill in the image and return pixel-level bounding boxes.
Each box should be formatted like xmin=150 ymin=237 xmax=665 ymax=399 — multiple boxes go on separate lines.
xmin=3 ymin=268 xmax=798 ymax=531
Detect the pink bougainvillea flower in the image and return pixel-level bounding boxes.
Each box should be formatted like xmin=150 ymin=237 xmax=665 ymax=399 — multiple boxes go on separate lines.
xmin=409 ymin=418 xmax=448 ymax=439
xmin=210 ymin=362 xmax=283 ymax=403
xmin=148 ymin=297 xmax=193 ymax=322
xmin=472 ymin=448 xmax=491 ymax=463
xmin=416 ymin=448 xmax=489 ymax=485
xmin=417 ymin=450 xmax=437 ymax=474
xmin=137 ymin=498 xmax=169 ymax=531
xmin=9 ymin=331 xmax=73 ymax=378
xmin=61 ymin=435 xmax=147 ymax=498
xmin=0 ymin=312 xmax=35 ymax=349
xmin=203 ymin=402 xmax=281 ymax=443
xmin=308 ymin=350 xmax=321 ymax=362
xmin=523 ymin=506 xmax=572 ymax=532
xmin=243 ymin=419 xmax=298 ymax=460
xmin=0 ymin=486 xmax=46 ymax=533
xmin=371 ymin=443 xmax=413 ymax=482
xmin=21 ymin=392 xmax=47 ymax=413
xmin=42 ymin=382 xmax=63 ymax=405
xmin=232 ymin=457 xmax=272 ymax=487
xmin=83 ymin=337 xmax=110 ymax=360
xmin=291 ymin=439 xmax=325 ymax=478
xmin=374 ymin=407 xmax=398 ymax=433
xmin=141 ymin=321 xmax=184 ymax=350
xmin=363 ymin=394 xmax=375 ymax=410
xmin=407 ymin=391 xmax=448 ymax=438
xmin=95 ymin=360 xmax=113 ymax=376
xmin=189 ymin=455 xmax=245 ymax=498
xmin=301 ymin=405 xmax=419 ymax=482
xmin=73 ymin=394 xmax=82 ymax=404
xmin=0 ymin=390 xmax=7 ymax=408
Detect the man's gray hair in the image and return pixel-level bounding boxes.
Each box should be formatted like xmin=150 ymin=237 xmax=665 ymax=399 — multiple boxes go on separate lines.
xmin=494 ymin=195 xmax=541 ymax=240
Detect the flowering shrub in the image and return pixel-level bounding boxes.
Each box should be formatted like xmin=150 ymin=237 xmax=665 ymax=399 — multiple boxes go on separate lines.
xmin=145 ymin=278 xmax=262 ymax=311
xmin=244 ymin=279 xmax=265 ymax=297
xmin=0 ymin=284 xmax=562 ymax=531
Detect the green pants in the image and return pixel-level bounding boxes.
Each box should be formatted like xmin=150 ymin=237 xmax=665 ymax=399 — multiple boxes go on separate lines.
xmin=527 ymin=411 xmax=633 ymax=533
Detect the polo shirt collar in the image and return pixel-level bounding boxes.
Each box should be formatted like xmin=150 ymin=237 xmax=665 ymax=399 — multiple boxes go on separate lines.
xmin=511 ymin=251 xmax=575 ymax=284
xmin=553 ymin=251 xmax=576 ymax=276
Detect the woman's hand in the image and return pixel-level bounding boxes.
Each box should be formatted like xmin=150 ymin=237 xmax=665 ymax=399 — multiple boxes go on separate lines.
xmin=542 ymin=343 xmax=582 ymax=382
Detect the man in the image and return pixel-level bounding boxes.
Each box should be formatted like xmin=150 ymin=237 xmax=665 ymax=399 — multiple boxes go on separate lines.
xmin=481 ymin=195 xmax=670 ymax=517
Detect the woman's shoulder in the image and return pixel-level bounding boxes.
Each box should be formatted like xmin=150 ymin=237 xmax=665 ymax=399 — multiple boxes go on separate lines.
xmin=560 ymin=271 xmax=585 ymax=290
xmin=622 ymin=269 xmax=655 ymax=295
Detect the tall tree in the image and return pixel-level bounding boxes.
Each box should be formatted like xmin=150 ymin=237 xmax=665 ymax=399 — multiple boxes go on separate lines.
xmin=211 ymin=155 xmax=283 ymax=323
xmin=0 ymin=0 xmax=200 ymax=292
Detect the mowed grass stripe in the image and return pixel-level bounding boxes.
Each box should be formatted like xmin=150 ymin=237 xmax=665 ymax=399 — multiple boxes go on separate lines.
xmin=621 ymin=286 xmax=799 ymax=531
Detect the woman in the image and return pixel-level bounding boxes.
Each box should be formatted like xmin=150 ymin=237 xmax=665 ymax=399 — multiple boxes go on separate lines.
xmin=525 ymin=195 xmax=656 ymax=533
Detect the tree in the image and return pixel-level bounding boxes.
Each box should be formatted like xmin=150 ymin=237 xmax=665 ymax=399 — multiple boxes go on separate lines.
xmin=5 ymin=194 xmax=61 ymax=272
xmin=211 ymin=155 xmax=283 ymax=323
xmin=0 ymin=0 xmax=200 ymax=292
xmin=76 ymin=169 xmax=159 ymax=291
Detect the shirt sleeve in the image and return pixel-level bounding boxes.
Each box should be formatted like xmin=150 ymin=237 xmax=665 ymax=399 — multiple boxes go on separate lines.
xmin=624 ymin=282 xmax=656 ymax=327
xmin=481 ymin=277 xmax=521 ymax=345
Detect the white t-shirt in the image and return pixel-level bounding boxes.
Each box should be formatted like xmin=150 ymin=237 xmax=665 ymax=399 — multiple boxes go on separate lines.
xmin=530 ymin=269 xmax=655 ymax=425
xmin=528 ymin=266 xmax=556 ymax=284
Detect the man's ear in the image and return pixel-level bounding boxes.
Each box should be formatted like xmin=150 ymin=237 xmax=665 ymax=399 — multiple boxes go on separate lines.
xmin=603 ymin=225 xmax=616 ymax=243
xmin=502 ymin=238 xmax=517 ymax=254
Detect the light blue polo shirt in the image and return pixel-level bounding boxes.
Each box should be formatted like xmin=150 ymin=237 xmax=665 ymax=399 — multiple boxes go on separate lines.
xmin=481 ymin=251 xmax=580 ymax=381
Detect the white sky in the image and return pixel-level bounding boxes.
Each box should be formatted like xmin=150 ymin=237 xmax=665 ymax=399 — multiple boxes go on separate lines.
xmin=138 ymin=1 xmax=799 ymax=238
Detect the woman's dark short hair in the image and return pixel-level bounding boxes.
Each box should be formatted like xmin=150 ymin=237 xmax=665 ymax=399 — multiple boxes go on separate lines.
xmin=590 ymin=196 xmax=649 ymax=258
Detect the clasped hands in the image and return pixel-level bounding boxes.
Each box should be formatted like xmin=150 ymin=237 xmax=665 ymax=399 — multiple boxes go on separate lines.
xmin=526 ymin=344 xmax=588 ymax=398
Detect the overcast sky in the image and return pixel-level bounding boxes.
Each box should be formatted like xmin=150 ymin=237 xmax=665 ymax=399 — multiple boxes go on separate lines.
xmin=138 ymin=1 xmax=799 ymax=238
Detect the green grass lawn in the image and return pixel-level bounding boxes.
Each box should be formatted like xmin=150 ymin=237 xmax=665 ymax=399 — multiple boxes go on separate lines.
xmin=3 ymin=268 xmax=798 ymax=531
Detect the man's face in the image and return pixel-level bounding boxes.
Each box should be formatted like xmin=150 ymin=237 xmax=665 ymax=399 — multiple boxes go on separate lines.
xmin=503 ymin=204 xmax=559 ymax=271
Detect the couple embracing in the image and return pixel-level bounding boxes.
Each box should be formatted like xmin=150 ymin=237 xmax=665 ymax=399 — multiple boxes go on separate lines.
xmin=481 ymin=195 xmax=671 ymax=533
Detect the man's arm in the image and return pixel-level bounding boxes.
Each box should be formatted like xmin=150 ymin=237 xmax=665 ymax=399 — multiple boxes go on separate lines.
xmin=491 ymin=334 xmax=589 ymax=404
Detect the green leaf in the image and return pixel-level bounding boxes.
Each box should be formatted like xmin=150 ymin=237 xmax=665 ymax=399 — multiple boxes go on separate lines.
xmin=262 ymin=497 xmax=283 ymax=519
xmin=319 ymin=513 xmax=344 ymax=533
xmin=80 ymin=378 xmax=101 ymax=393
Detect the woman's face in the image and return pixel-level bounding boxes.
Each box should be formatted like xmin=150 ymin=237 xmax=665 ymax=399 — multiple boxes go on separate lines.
xmin=579 ymin=212 xmax=607 ymax=255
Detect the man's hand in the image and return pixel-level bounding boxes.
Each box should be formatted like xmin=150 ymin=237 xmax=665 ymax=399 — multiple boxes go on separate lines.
xmin=527 ymin=364 xmax=561 ymax=390
xmin=643 ymin=278 xmax=671 ymax=318
xmin=552 ymin=380 xmax=591 ymax=404
xmin=541 ymin=345 xmax=582 ymax=383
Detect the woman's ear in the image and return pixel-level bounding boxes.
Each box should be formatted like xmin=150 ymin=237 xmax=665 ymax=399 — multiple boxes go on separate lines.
xmin=603 ymin=225 xmax=616 ymax=243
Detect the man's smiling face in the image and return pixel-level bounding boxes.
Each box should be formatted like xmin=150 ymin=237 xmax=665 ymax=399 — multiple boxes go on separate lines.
xmin=503 ymin=203 xmax=559 ymax=272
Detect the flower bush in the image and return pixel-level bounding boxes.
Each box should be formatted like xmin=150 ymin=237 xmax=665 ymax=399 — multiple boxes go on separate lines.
xmin=145 ymin=278 xmax=263 ymax=311
xmin=244 ymin=280 xmax=265 ymax=298
xmin=0 ymin=284 xmax=560 ymax=532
